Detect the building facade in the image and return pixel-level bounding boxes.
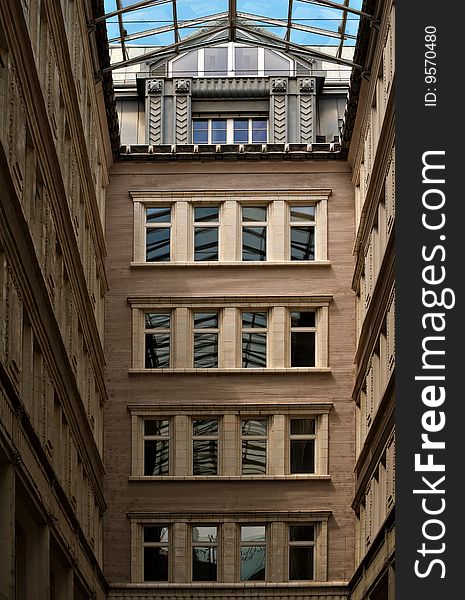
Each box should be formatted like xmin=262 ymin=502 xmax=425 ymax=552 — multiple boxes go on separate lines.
xmin=0 ymin=1 xmax=396 ymax=599
xmin=0 ymin=0 xmax=113 ymax=598
xmin=104 ymin=41 xmax=355 ymax=600
xmin=347 ymin=0 xmax=396 ymax=598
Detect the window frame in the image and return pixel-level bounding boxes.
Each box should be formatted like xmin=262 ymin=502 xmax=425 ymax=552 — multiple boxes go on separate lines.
xmin=289 ymin=204 xmax=316 ymax=262
xmin=145 ymin=205 xmax=172 ymax=262
xmin=239 ymin=523 xmax=268 ymax=581
xmin=193 ymin=205 xmax=220 ymax=262
xmin=141 ymin=524 xmax=170 ymax=582
xmin=288 ymin=417 xmax=317 ymax=475
xmin=191 ymin=417 xmax=220 ymax=476
xmin=240 ymin=418 xmax=268 ymax=475
xmin=192 ymin=311 xmax=220 ymax=368
xmin=144 ymin=311 xmax=171 ymax=369
xmin=241 ymin=310 xmax=268 ymax=368
xmin=241 ymin=204 xmax=268 ymax=262
xmin=143 ymin=418 xmax=171 ymax=476
xmin=287 ymin=524 xmax=316 ymax=581
xmin=289 ymin=309 xmax=317 ymax=368
xmin=191 ymin=524 xmax=220 ymax=582
xmin=169 ymin=43 xmax=294 ymax=78
xmin=192 ymin=117 xmax=269 ymax=145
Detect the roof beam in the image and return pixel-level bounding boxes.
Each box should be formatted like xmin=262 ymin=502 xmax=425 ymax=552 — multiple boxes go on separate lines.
xmin=102 ymin=24 xmax=230 ymax=73
xmin=115 ymin=0 xmax=129 ymax=62
xmin=285 ymin=0 xmax=293 ymax=49
xmin=172 ymin=0 xmax=180 ymax=45
xmin=296 ymin=0 xmax=371 ymax=19
xmin=229 ymin=0 xmax=237 ymax=42
xmin=237 ymin=11 xmax=356 ymax=40
xmin=94 ymin=0 xmax=172 ymax=24
xmin=337 ymin=0 xmax=350 ymax=58
xmin=108 ymin=11 xmax=227 ymax=44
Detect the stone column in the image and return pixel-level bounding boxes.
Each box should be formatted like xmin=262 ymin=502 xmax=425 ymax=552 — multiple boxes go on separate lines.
xmin=27 ymin=523 xmax=50 ymax=599
xmin=174 ymin=80 xmax=192 ymax=144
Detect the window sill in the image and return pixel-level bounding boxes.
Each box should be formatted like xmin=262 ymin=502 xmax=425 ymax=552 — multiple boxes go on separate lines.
xmin=129 ymin=367 xmax=331 ymax=375
xmin=129 ymin=475 xmax=331 ymax=481
xmin=131 ymin=261 xmax=331 ymax=268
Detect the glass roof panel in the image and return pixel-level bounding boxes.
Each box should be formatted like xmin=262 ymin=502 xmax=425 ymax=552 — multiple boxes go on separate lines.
xmin=101 ymin=0 xmax=369 ymax=73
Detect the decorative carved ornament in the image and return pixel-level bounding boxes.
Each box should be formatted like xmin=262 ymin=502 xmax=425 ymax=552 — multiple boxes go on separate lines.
xmin=271 ymin=78 xmax=287 ymax=93
xmin=299 ymin=78 xmax=315 ymax=93
xmin=148 ymin=79 xmax=163 ymax=94
xmin=175 ymin=79 xmax=190 ymax=94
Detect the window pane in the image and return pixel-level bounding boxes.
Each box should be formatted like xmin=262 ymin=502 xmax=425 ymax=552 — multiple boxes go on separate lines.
xmin=242 ymin=333 xmax=267 ymax=367
xmin=290 ymin=525 xmax=315 ymax=542
xmin=146 ymin=228 xmax=170 ymax=262
xmin=290 ymin=419 xmax=315 ymax=435
xmin=242 ymin=227 xmax=266 ymax=261
xmin=193 ymin=440 xmax=218 ymax=475
xmin=264 ymin=49 xmax=290 ymax=75
xmin=240 ymin=546 xmax=266 ymax=580
xmin=144 ymin=546 xmax=169 ymax=581
xmin=144 ymin=526 xmax=169 ymax=543
xmin=145 ymin=333 xmax=170 ymax=368
xmin=204 ymin=47 xmax=228 ymax=76
xmin=147 ymin=207 xmax=171 ymax=223
xmin=235 ymin=47 xmax=258 ymax=75
xmin=192 ymin=547 xmax=217 ymax=581
xmin=211 ymin=119 xmax=227 ymax=143
xmin=145 ymin=313 xmax=170 ymax=330
xmin=291 ymin=227 xmax=315 ymax=260
xmin=172 ymin=50 xmax=198 ymax=76
xmin=241 ymin=525 xmax=266 ymax=542
xmin=145 ymin=419 xmax=170 ymax=436
xmin=193 ymin=418 xmax=218 ymax=436
xmin=194 ymin=333 xmax=218 ymax=367
xmin=290 ymin=439 xmax=315 ymax=473
xmin=242 ymin=419 xmax=267 ymax=436
xmin=289 ymin=547 xmax=314 ymax=580
xmin=234 ymin=119 xmax=249 ymax=143
xmin=290 ymin=206 xmax=315 ymax=221
xmin=194 ymin=312 xmax=218 ymax=329
xmin=242 ymin=440 xmax=266 ymax=474
xmin=291 ymin=332 xmax=315 ymax=367
xmin=192 ymin=526 xmax=218 ymax=542
xmin=193 ymin=120 xmax=209 ymax=144
xmin=144 ymin=440 xmax=169 ymax=475
xmin=291 ymin=311 xmax=315 ymax=328
xmin=242 ymin=206 xmax=267 ymax=222
xmin=195 ymin=207 xmax=219 ymax=222
xmin=251 ymin=119 xmax=267 ymax=143
xmin=194 ymin=227 xmax=219 ymax=261
xmin=242 ymin=312 xmax=267 ymax=328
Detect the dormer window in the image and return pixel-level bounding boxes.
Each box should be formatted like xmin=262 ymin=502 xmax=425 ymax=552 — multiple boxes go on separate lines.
xmin=170 ymin=43 xmax=294 ymax=78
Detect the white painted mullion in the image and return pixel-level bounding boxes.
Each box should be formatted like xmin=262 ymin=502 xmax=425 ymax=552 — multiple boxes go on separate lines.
xmin=258 ymin=48 xmax=265 ymax=76
xmin=198 ymin=48 xmax=204 ymax=77
xmin=228 ymin=41 xmax=234 ymax=76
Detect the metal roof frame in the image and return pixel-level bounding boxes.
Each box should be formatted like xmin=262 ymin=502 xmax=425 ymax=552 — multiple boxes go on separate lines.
xmin=95 ymin=0 xmax=372 ymax=73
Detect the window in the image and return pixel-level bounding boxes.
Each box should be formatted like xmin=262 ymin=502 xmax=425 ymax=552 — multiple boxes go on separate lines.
xmin=143 ymin=526 xmax=169 ymax=581
xmin=242 ymin=311 xmax=267 ymax=367
xmin=194 ymin=206 xmax=219 ymax=261
xmin=288 ymin=525 xmax=315 ymax=580
xmin=235 ymin=46 xmax=258 ymax=75
xmin=192 ymin=418 xmax=218 ymax=475
xmin=289 ymin=418 xmax=315 ymax=474
xmin=290 ymin=311 xmax=316 ymax=367
xmin=145 ymin=312 xmax=171 ymax=368
xmin=193 ymin=312 xmax=219 ymax=367
xmin=242 ymin=206 xmax=267 ymax=261
xmin=192 ymin=118 xmax=268 ymax=145
xmin=145 ymin=206 xmax=171 ymax=262
xmin=143 ymin=419 xmax=170 ymax=475
xmin=233 ymin=118 xmax=267 ymax=144
xmin=240 ymin=525 xmax=266 ymax=581
xmin=192 ymin=526 xmax=218 ymax=581
xmin=204 ymin=47 xmax=228 ymax=76
xmin=290 ymin=205 xmax=315 ymax=261
xmin=241 ymin=419 xmax=267 ymax=474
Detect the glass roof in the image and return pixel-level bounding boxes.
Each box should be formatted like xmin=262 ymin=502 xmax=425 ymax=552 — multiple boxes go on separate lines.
xmin=98 ymin=0 xmax=371 ymax=74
